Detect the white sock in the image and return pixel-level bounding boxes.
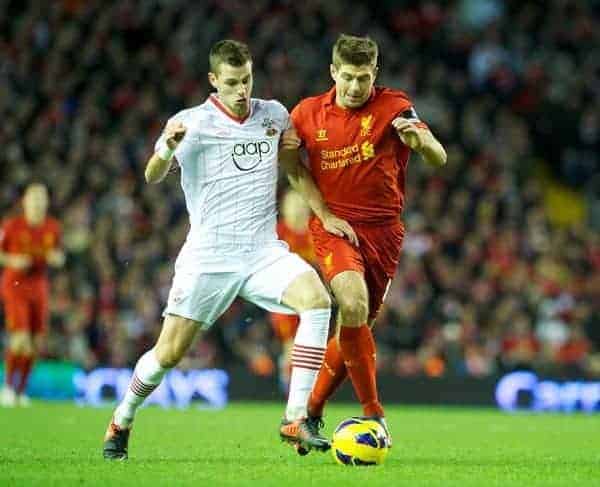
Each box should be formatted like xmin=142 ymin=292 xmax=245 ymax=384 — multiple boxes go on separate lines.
xmin=114 ymin=349 xmax=168 ymax=428
xmin=285 ymin=308 xmax=330 ymax=420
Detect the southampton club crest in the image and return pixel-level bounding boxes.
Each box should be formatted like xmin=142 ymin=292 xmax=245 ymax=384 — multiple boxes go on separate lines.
xmin=262 ymin=117 xmax=278 ymax=136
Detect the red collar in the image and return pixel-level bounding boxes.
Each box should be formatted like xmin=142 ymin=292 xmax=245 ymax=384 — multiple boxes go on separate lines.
xmin=209 ymin=94 xmax=251 ymax=123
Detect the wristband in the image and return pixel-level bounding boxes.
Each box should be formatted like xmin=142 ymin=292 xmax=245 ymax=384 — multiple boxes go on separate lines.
xmin=157 ymin=144 xmax=175 ymax=161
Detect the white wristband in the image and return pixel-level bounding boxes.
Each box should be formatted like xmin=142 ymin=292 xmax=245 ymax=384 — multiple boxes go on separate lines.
xmin=157 ymin=144 xmax=175 ymax=161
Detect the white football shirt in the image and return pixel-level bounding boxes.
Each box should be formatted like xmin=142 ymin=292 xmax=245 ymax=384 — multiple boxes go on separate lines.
xmin=154 ymin=95 xmax=289 ymax=257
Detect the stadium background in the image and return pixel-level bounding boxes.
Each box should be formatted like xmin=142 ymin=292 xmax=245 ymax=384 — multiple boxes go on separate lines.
xmin=1 ymin=0 xmax=599 ymax=406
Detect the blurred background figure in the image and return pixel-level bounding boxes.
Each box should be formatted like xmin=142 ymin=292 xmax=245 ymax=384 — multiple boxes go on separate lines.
xmin=1 ymin=183 xmax=65 ymax=406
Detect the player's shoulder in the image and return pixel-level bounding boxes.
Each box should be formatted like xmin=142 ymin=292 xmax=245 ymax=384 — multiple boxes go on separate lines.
xmin=169 ymin=101 xmax=212 ymax=123
xmin=253 ymin=98 xmax=289 ymax=116
xmin=45 ymin=216 xmax=61 ymax=231
xmin=374 ymin=86 xmax=413 ymax=106
xmin=294 ymin=91 xmax=330 ymax=111
xmin=1 ymin=215 xmax=22 ymax=231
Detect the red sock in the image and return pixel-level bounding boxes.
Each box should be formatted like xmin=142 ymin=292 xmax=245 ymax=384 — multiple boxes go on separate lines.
xmin=16 ymin=355 xmax=34 ymax=395
xmin=308 ymin=337 xmax=348 ymax=417
xmin=4 ymin=350 xmax=18 ymax=389
xmin=339 ymin=325 xmax=384 ymax=417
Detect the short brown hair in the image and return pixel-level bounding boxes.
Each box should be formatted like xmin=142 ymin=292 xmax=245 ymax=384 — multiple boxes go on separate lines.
xmin=332 ymin=34 xmax=378 ymax=68
xmin=209 ymin=40 xmax=252 ymax=74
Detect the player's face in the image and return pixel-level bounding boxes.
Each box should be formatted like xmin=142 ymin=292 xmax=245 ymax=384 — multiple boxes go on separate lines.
xmin=331 ymin=63 xmax=378 ymax=109
xmin=23 ymin=184 xmax=49 ymax=224
xmin=209 ymin=61 xmax=253 ymax=118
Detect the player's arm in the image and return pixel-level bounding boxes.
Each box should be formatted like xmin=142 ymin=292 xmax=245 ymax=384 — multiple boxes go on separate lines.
xmin=0 ymin=224 xmax=31 ymax=270
xmin=46 ymin=223 xmax=65 ymax=267
xmin=279 ymin=128 xmax=359 ymax=246
xmin=392 ymin=115 xmax=447 ymax=167
xmin=45 ymin=249 xmax=65 ymax=267
xmin=0 ymin=251 xmax=32 ymax=270
xmin=145 ymin=121 xmax=187 ymax=184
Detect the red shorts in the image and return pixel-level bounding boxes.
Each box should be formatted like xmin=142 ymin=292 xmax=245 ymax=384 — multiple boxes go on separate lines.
xmin=309 ymin=217 xmax=404 ymax=321
xmin=270 ymin=312 xmax=300 ymax=342
xmin=1 ymin=284 xmax=49 ymax=335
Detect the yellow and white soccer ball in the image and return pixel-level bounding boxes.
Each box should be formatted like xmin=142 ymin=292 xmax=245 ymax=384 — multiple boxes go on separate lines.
xmin=331 ymin=417 xmax=390 ymax=466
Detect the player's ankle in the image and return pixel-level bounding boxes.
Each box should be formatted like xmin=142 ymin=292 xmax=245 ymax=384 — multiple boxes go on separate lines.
xmin=114 ymin=408 xmax=134 ymax=429
xmin=307 ymin=405 xmax=323 ymax=419
xmin=363 ymin=402 xmax=384 ymax=417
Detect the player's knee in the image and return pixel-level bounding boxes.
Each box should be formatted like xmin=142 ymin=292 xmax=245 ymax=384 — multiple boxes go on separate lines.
xmin=302 ymin=284 xmax=331 ymax=311
xmin=337 ymin=295 xmax=369 ymax=325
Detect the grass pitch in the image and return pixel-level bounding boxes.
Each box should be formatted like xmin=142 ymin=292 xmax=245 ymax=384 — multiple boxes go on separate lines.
xmin=1 ymin=401 xmax=599 ymax=486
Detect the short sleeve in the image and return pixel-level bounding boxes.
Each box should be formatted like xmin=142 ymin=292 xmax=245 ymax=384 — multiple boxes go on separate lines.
xmin=268 ymin=100 xmax=290 ymax=132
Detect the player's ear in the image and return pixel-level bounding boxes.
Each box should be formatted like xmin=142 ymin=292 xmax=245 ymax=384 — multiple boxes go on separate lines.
xmin=330 ymin=64 xmax=337 ymax=82
xmin=373 ymin=65 xmax=379 ymax=81
xmin=208 ymin=72 xmax=218 ymax=90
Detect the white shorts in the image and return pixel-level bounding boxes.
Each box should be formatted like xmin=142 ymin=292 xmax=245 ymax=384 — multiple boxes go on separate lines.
xmin=163 ymin=241 xmax=316 ymax=328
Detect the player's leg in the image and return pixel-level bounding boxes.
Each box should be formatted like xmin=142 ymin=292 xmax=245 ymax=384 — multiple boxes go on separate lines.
xmin=13 ymin=331 xmax=34 ymax=406
xmin=239 ymin=248 xmax=331 ymax=452
xmin=277 ymin=270 xmax=332 ymax=452
xmin=304 ymin=227 xmax=365 ymax=420
xmin=1 ymin=294 xmax=30 ymax=407
xmin=269 ymin=312 xmax=300 ymax=392
xmin=306 ymin=326 xmax=348 ymax=418
xmin=114 ymin=314 xmax=200 ymax=427
xmin=279 ymin=270 xmax=331 ymax=420
xmin=104 ymin=269 xmax=242 ymax=460
xmin=329 ymin=270 xmax=385 ymax=417
xmin=1 ymin=332 xmax=30 ymax=407
xmin=104 ymin=314 xmax=201 ymax=460
xmin=15 ymin=293 xmax=50 ymax=406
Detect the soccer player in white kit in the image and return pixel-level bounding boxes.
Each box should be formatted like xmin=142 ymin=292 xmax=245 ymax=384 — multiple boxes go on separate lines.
xmin=103 ymin=40 xmax=357 ymax=460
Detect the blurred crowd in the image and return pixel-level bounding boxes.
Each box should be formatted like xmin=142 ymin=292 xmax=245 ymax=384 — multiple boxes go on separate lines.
xmin=1 ymin=0 xmax=599 ymax=379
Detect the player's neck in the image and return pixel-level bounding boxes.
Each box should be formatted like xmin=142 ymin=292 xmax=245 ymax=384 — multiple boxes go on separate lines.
xmin=24 ymin=214 xmax=44 ymax=227
xmin=214 ymin=94 xmax=249 ymax=119
xmin=334 ymin=87 xmax=375 ymax=111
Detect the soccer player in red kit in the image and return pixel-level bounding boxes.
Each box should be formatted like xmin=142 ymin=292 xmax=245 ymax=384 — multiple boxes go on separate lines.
xmin=0 ymin=183 xmax=65 ymax=407
xmin=280 ymin=34 xmax=446 ymax=444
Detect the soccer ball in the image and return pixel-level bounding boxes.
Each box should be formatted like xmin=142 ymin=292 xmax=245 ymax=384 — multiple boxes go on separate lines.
xmin=331 ymin=417 xmax=390 ymax=466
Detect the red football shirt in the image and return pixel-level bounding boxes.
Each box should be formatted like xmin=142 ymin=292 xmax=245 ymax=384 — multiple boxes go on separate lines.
xmin=291 ymin=86 xmax=426 ymax=225
xmin=0 ymin=215 xmax=61 ymax=290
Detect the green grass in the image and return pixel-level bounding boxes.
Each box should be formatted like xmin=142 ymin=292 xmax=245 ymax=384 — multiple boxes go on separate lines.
xmin=1 ymin=402 xmax=599 ymax=486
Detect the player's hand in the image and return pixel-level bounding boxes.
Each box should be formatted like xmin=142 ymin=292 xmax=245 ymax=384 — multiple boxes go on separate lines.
xmin=5 ymin=254 xmax=32 ymax=270
xmin=46 ymin=249 xmax=65 ymax=268
xmin=165 ymin=121 xmax=187 ymax=150
xmin=321 ymin=213 xmax=359 ymax=247
xmin=392 ymin=117 xmax=426 ymax=151
xmin=280 ymin=128 xmax=301 ymax=151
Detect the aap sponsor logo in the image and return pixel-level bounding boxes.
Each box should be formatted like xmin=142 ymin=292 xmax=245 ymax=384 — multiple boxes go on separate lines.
xmin=232 ymin=140 xmax=273 ymax=171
